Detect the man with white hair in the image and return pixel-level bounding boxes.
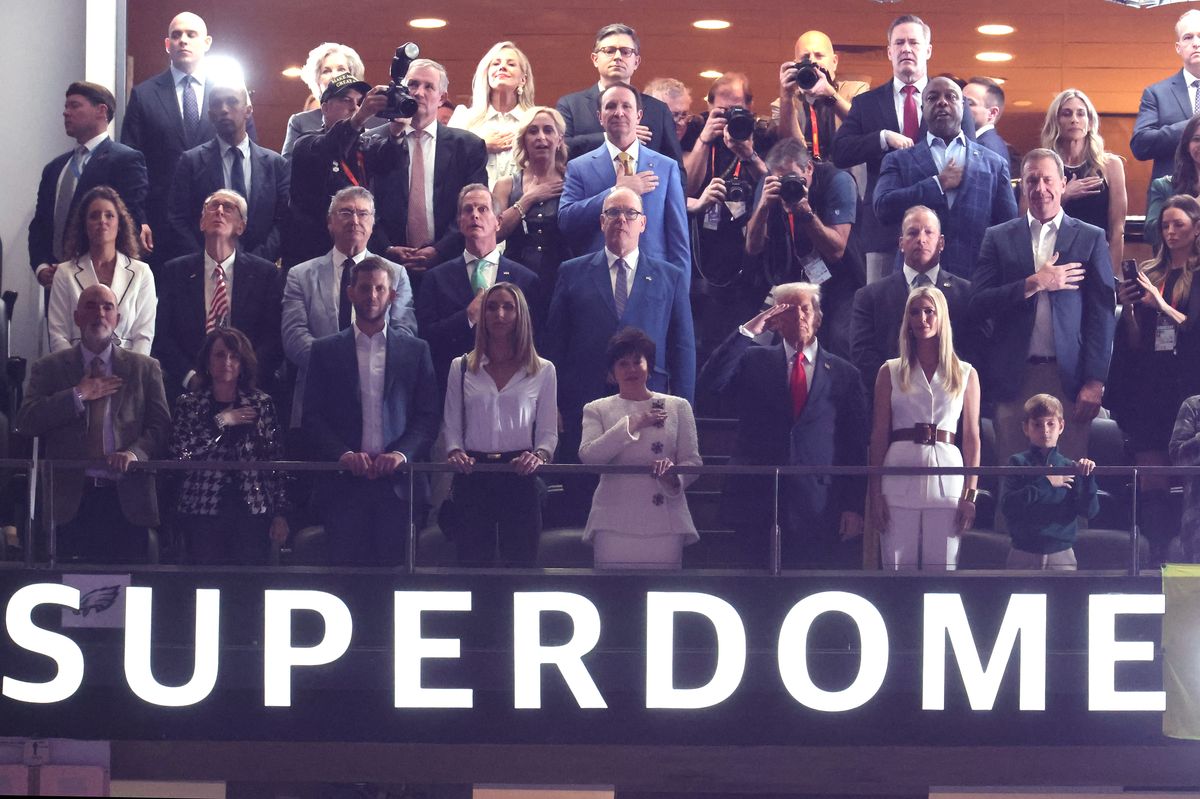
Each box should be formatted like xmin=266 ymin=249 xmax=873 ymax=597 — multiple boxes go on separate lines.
xmin=166 ymin=82 xmax=290 ymax=262
xmin=699 ymin=281 xmax=868 ymax=569
xmin=121 ymin=12 xmax=257 ymax=267
xmin=1132 ymin=9 xmax=1200 ymax=204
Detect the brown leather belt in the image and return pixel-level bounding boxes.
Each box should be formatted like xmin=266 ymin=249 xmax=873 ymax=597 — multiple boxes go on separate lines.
xmin=890 ymin=424 xmax=957 ymax=446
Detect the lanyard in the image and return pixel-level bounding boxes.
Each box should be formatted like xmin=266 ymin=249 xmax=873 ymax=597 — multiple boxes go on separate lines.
xmin=339 ymin=150 xmax=366 ymax=187
xmin=808 ymin=106 xmax=821 ymax=158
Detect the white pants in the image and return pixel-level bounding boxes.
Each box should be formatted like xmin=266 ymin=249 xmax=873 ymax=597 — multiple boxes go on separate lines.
xmin=1006 ymin=546 xmax=1077 ymax=570
xmin=592 ymin=531 xmax=684 ymax=570
xmin=881 ymin=506 xmax=960 ymax=570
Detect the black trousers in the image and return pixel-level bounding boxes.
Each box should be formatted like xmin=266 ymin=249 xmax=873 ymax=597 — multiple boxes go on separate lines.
xmin=318 ymin=474 xmax=410 ymax=566
xmin=452 ymin=456 xmax=543 ymax=566
xmin=57 ymin=484 xmax=147 ymax=564
xmin=179 ymin=495 xmax=271 ymax=565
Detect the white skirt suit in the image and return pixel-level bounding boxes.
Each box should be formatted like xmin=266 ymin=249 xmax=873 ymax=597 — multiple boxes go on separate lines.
xmin=880 ymin=358 xmax=972 ymax=570
xmin=578 ymin=393 xmax=701 ymax=569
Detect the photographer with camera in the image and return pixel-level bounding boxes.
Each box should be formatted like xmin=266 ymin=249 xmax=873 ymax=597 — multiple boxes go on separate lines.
xmin=774 ymin=31 xmax=868 ymax=161
xmin=745 ymin=138 xmax=862 ymax=359
xmin=362 ymin=49 xmax=487 ymax=282
xmin=682 ymin=73 xmax=766 ymax=196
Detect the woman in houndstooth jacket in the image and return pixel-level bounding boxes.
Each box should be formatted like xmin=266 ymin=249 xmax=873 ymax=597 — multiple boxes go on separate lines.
xmin=170 ymin=327 xmax=289 ymax=564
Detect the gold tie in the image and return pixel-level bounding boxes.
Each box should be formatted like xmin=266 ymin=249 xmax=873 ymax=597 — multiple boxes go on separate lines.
xmin=616 ymin=151 xmax=634 ymax=177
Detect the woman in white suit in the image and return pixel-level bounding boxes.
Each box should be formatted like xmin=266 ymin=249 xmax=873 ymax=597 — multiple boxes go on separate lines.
xmin=48 ymin=185 xmax=156 ymax=355
xmin=579 ymin=327 xmax=701 ymax=569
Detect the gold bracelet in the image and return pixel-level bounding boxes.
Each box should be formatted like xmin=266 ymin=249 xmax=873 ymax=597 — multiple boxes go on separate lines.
xmin=960 ymin=488 xmax=978 ymax=503
xmin=513 ymin=200 xmax=527 ymax=219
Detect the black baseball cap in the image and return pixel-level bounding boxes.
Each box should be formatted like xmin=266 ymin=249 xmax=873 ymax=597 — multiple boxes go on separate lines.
xmin=321 ymin=73 xmax=370 ymax=104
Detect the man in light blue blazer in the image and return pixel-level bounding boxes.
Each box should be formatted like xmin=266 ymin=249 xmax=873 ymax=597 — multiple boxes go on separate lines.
xmin=283 ymin=186 xmax=416 ymax=428
xmin=543 ymin=187 xmax=695 ymax=518
xmin=558 ymin=82 xmax=691 ymax=281
xmin=873 ymin=77 xmax=1017 ymax=279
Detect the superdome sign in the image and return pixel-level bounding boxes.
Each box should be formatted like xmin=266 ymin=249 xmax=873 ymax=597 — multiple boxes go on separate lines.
xmin=0 ymin=572 xmax=1183 ymax=746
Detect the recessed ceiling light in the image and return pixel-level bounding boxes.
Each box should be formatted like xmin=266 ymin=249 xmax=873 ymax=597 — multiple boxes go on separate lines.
xmin=699 ymin=70 xmax=724 ymax=79
xmin=281 ymin=66 xmax=302 ymax=78
xmin=1012 ymin=99 xmax=1033 ymax=107
xmin=693 ymin=19 xmax=730 ymax=30
xmin=976 ymin=51 xmax=1014 ymax=62
xmin=408 ymin=18 xmax=446 ymax=28
xmin=977 ymin=24 xmax=1015 ymax=35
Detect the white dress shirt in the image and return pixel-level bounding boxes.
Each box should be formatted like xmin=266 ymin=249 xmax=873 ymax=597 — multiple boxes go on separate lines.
xmin=784 ymin=337 xmax=819 ymax=389
xmin=927 ymin=131 xmax=968 ymax=202
xmin=902 ymin=263 xmax=941 ymax=288
xmin=882 ymin=76 xmax=928 ymax=151
xmin=462 ymin=246 xmax=502 ymax=287
xmin=604 ymin=136 xmax=641 ymax=179
xmin=170 ymin=64 xmax=207 ymax=117
xmin=443 ymin=355 xmax=559 ymax=455
xmin=976 ymin=123 xmax=996 ymax=138
xmin=1028 ymin=209 xmax=1065 ymax=358
xmin=395 ymin=118 xmax=438 ymax=245
xmin=219 ymin=136 xmax=253 ymax=202
xmin=203 ymin=249 xmax=236 ymax=319
xmin=604 ymin=248 xmax=640 ymax=294
xmin=54 ymin=131 xmax=108 ymax=207
xmin=355 ymin=324 xmax=388 ymax=455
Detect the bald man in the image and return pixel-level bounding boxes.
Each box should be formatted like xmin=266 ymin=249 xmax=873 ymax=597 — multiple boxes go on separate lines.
xmin=121 ymin=11 xmax=257 ymax=268
xmin=16 ymin=284 xmax=170 ymax=563
xmin=774 ymin=31 xmax=869 ymax=161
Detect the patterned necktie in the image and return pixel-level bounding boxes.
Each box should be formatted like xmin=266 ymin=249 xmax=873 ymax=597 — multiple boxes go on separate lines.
xmin=472 ymin=258 xmax=489 ymax=293
xmin=206 ymin=263 xmax=230 ymax=332
xmin=616 ymin=151 xmax=634 ymax=177
xmin=1193 ymin=80 xmax=1200 ymax=115
xmin=338 ymin=258 xmax=354 ymax=330
xmin=52 ymin=146 xmax=85 ymax=262
xmin=229 ymin=147 xmax=247 ymax=203
xmin=913 ymin=272 xmax=932 ymax=289
xmin=614 ymin=258 xmax=629 ymax=317
xmin=790 ymin=352 xmax=808 ymax=419
xmin=901 ymin=84 xmax=919 ymax=141
xmin=406 ymin=128 xmax=429 ymax=247
xmin=182 ymin=76 xmax=200 ymax=141
xmin=86 ymin=356 xmax=107 ymax=459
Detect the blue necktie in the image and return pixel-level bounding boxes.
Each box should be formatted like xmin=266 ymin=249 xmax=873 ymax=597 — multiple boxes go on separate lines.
xmin=181 ymin=76 xmax=200 ymax=141
xmin=614 ymin=258 xmax=629 ymax=317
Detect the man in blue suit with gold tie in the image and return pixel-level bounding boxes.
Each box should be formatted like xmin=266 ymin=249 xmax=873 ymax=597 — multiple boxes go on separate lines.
xmin=558 ymin=82 xmax=690 ymax=280
xmin=543 ymin=186 xmax=695 ymax=516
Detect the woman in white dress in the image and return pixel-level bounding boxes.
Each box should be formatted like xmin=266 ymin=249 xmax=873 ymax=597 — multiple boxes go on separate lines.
xmin=447 ymin=41 xmax=537 ymax=187
xmin=579 ymin=328 xmax=702 ymax=569
xmin=48 ymin=185 xmax=157 ymax=355
xmin=868 ymin=286 xmax=980 ymax=570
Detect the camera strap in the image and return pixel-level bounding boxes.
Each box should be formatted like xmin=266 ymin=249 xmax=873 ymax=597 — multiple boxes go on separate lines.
xmin=339 ymin=151 xmax=366 ymax=187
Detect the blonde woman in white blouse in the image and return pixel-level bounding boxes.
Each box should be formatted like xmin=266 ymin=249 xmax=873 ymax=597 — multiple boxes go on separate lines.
xmin=444 ymin=283 xmax=557 ymax=566
xmin=447 ymin=41 xmax=537 ymax=187
xmin=579 ymin=327 xmax=701 ymax=570
xmin=48 ymin=185 xmax=156 ymax=355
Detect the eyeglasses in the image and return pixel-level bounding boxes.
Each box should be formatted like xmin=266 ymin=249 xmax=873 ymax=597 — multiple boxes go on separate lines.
xmin=335 ymin=209 xmax=374 ymax=221
xmin=602 ymin=208 xmax=645 ymax=221
xmin=204 ymin=200 xmax=242 ymax=216
xmin=595 ymin=46 xmax=638 ymax=58
xmin=670 ymin=110 xmax=692 ymax=122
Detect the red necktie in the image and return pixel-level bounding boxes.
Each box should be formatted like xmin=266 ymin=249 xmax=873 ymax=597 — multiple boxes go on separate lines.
xmin=901 ymin=85 xmax=919 ymax=141
xmin=790 ymin=352 xmax=808 ymax=419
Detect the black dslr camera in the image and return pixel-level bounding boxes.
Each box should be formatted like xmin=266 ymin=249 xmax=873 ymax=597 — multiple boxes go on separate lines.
xmin=793 ymin=57 xmax=833 ymax=92
xmin=380 ymin=42 xmax=421 ymax=120
xmin=779 ymin=175 xmax=808 ymax=204
xmin=717 ymin=105 xmax=756 ymax=141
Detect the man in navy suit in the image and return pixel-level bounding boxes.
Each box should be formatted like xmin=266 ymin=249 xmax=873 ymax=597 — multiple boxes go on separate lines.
xmin=362 ymin=58 xmax=488 ymax=280
xmin=969 ymin=148 xmax=1116 ymax=464
xmin=559 ymin=82 xmax=690 ymax=278
xmin=302 ymin=257 xmax=440 ymax=566
xmin=154 ymin=189 xmax=283 ymax=398
xmin=30 ymin=82 xmax=148 ymax=286
xmin=873 ymin=77 xmax=1017 ymax=279
xmin=699 ymin=282 xmax=868 ymax=569
xmin=166 ymin=83 xmax=289 ymax=263
xmin=555 ymin=23 xmax=683 ymax=166
xmin=120 ymin=12 xmax=257 ymax=266
xmin=964 ymin=77 xmax=1013 ymax=167
xmin=416 ymin=184 xmax=539 ymax=391
xmin=1132 ymin=9 xmax=1200 ymax=204
xmin=543 ymin=187 xmax=695 ymax=513
xmin=831 ymin=14 xmax=975 ymax=285
xmin=850 ymin=206 xmax=973 ymax=399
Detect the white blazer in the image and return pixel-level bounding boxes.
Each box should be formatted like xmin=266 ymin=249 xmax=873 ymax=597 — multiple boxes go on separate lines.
xmin=48 ymin=253 xmax=157 ymax=355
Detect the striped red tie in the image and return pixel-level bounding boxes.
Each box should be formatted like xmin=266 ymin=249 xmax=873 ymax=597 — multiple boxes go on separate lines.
xmin=206 ymin=263 xmax=230 ymax=332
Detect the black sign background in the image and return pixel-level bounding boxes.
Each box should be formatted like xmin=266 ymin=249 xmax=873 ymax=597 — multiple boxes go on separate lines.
xmin=0 ymin=571 xmax=1169 ymax=746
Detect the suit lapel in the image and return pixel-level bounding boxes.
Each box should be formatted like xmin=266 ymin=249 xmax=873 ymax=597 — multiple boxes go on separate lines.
xmin=201 ymin=140 xmax=223 ymax=195
xmin=805 ymin=346 xmax=832 ymax=415
xmin=153 ymin=71 xmax=187 ymax=146
xmin=432 ymin=123 xmax=452 ymax=230
xmin=109 ymin=255 xmax=135 ymax=307
xmin=110 ymin=346 xmax=132 ymax=427
xmin=1173 ymin=73 xmax=1193 ymax=120
xmin=248 ymin=141 xmax=268 ymax=213
xmin=229 ymin=253 xmax=250 ymax=325
xmin=625 ymin=257 xmax=657 ymax=318
xmin=1054 ymin=217 xmax=1081 ymax=265
xmin=913 ymin=141 xmax=938 ymax=178
xmin=184 ymin=255 xmax=207 ymax=337
xmin=590 ymin=252 xmax=619 ymax=319
xmin=83 ymin=138 xmax=113 ymax=179
xmin=878 ymin=84 xmax=901 ymax=131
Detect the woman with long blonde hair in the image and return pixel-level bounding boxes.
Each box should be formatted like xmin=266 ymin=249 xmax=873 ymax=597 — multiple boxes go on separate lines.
xmin=443 ymin=283 xmax=558 ymax=566
xmin=1039 ymin=88 xmax=1128 ymax=278
xmin=448 ymin=41 xmax=538 ymax=186
xmin=868 ymin=286 xmax=981 ymax=570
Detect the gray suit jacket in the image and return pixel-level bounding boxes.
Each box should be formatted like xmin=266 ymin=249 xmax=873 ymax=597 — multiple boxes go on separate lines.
xmin=282 ymin=251 xmax=418 ymax=426
xmin=15 ymin=345 xmax=170 ymax=527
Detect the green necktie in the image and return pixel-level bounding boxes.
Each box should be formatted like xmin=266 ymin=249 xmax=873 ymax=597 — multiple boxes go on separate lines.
xmin=472 ymin=258 xmax=489 ymax=293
